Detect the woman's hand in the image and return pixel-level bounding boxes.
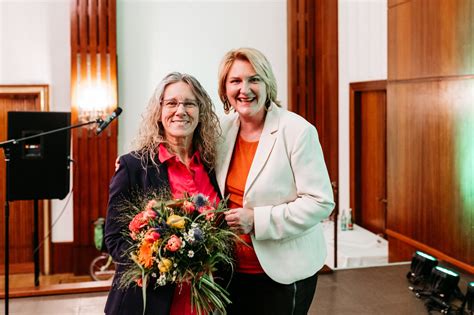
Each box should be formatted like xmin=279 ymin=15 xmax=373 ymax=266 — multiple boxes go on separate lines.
xmin=224 ymin=208 xmax=254 ymax=234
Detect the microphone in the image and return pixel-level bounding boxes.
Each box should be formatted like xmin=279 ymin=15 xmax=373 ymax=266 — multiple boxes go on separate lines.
xmin=96 ymin=107 xmax=123 ymax=135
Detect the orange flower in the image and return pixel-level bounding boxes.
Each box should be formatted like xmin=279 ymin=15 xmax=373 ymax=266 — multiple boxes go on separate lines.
xmin=137 ymin=241 xmax=154 ymax=268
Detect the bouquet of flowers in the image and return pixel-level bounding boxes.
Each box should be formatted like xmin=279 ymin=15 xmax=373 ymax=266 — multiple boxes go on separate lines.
xmin=118 ymin=192 xmax=236 ymax=315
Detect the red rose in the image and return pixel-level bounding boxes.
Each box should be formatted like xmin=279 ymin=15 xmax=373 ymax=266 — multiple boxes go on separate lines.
xmin=128 ymin=209 xmax=157 ymax=234
xmin=144 ymin=229 xmax=161 ymax=243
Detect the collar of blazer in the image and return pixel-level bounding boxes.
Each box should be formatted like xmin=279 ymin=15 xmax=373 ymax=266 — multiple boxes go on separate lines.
xmin=217 ymin=103 xmax=280 ymax=199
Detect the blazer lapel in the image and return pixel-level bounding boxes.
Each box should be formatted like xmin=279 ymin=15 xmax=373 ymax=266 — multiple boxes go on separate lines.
xmin=216 ymin=118 xmax=240 ymax=195
xmin=244 ymin=105 xmax=280 ymax=195
xmin=147 ymin=156 xmax=170 ymax=192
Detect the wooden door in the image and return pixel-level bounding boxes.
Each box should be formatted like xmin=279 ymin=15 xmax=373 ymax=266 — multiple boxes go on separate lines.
xmin=350 ymin=81 xmax=387 ymax=236
xmin=0 ymin=86 xmax=48 ymax=274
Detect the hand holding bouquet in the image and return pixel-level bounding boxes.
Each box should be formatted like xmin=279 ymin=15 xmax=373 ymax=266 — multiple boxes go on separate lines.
xmin=118 ymin=192 xmax=236 ymax=315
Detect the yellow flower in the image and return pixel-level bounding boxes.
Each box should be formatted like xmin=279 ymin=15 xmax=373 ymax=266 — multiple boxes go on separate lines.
xmin=158 ymin=258 xmax=173 ymax=273
xmin=167 ymin=214 xmax=185 ymax=229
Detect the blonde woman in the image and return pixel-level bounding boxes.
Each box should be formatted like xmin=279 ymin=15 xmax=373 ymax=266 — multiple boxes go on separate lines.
xmin=104 ymin=72 xmax=221 ymax=315
xmin=216 ymin=48 xmax=335 ymax=315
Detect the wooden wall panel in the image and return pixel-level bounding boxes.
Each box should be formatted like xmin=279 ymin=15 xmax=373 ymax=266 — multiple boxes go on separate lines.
xmin=389 ymin=0 xmax=474 ymax=80
xmin=388 ymin=0 xmax=411 ymax=7
xmin=388 ymin=235 xmax=418 ymax=262
xmin=50 ymin=242 xmax=74 ymax=274
xmin=315 ymin=0 xmax=339 ymax=188
xmin=288 ymin=0 xmax=338 ymax=201
xmin=67 ymin=0 xmax=118 ymax=275
xmin=387 ymin=79 xmax=473 ymax=267
xmin=388 ymin=0 xmax=473 ymax=273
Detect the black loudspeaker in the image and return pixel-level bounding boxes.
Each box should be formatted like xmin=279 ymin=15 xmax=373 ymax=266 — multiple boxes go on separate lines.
xmin=7 ymin=111 xmax=71 ymax=200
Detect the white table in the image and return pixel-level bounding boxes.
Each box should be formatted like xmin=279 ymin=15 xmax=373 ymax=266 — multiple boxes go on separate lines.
xmin=322 ymin=220 xmax=388 ymax=269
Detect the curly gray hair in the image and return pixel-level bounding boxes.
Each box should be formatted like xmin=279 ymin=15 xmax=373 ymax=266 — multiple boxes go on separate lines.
xmin=133 ymin=72 xmax=220 ymax=169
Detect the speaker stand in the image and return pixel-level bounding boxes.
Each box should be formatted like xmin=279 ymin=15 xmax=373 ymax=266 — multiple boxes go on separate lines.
xmin=33 ymin=199 xmax=40 ymax=287
xmin=0 ymin=117 xmax=100 ymax=315
xmin=3 ymin=146 xmax=11 ymax=315
xmin=3 ymin=201 xmax=10 ymax=314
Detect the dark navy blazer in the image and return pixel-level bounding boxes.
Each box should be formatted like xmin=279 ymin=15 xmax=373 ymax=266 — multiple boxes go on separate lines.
xmin=104 ymin=152 xmax=221 ymax=315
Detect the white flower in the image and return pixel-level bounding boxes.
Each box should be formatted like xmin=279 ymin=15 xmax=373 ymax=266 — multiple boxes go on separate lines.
xmin=151 ymin=272 xmax=157 ymax=278
xmin=188 ymin=250 xmax=195 ymax=258
xmin=184 ymin=229 xmax=196 ymax=243
xmin=157 ymin=274 xmax=167 ymax=286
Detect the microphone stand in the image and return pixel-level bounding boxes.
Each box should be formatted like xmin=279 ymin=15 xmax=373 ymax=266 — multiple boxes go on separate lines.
xmin=0 ymin=118 xmax=101 ymax=315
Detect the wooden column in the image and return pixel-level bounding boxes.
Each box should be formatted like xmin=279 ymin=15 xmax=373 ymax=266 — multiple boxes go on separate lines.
xmin=288 ymin=0 xmax=338 ymax=269
xmin=69 ymin=0 xmax=117 ymax=275
xmin=287 ymin=0 xmax=339 ymax=208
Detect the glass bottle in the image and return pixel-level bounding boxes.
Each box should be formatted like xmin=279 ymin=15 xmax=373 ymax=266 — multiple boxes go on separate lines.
xmin=347 ymin=208 xmax=354 ymax=230
xmin=340 ymin=209 xmax=347 ymax=231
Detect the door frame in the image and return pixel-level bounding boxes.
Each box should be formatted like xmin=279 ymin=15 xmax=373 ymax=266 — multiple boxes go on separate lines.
xmin=0 ymin=85 xmax=51 ymax=275
xmin=349 ymin=80 xmax=387 ymax=226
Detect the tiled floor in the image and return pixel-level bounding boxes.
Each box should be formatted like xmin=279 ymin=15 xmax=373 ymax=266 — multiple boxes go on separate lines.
xmin=1 ymin=263 xmax=472 ymax=314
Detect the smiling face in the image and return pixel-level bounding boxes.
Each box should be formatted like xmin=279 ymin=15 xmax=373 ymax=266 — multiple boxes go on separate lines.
xmin=225 ymin=59 xmax=267 ymax=122
xmin=160 ymin=81 xmax=200 ymax=146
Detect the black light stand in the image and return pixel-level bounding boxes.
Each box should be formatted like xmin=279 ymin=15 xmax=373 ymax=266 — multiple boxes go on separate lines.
xmin=460 ymin=282 xmax=474 ymax=315
xmin=0 ymin=117 xmax=101 ymax=315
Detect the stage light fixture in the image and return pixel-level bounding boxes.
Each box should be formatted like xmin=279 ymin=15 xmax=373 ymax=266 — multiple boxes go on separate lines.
xmin=460 ymin=281 xmax=474 ymax=314
xmin=407 ymin=251 xmax=438 ymax=285
xmin=418 ymin=266 xmax=462 ymax=314
xmin=427 ymin=266 xmax=460 ymax=300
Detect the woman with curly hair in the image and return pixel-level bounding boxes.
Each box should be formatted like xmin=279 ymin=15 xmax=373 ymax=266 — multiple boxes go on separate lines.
xmin=104 ymin=72 xmax=222 ymax=315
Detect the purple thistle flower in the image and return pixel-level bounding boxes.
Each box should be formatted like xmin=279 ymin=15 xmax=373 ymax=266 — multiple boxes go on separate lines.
xmin=193 ymin=227 xmax=204 ymax=241
xmin=193 ymin=194 xmax=208 ymax=209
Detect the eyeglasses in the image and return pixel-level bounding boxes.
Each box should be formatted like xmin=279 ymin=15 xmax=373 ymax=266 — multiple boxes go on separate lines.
xmin=161 ymin=99 xmax=199 ymax=110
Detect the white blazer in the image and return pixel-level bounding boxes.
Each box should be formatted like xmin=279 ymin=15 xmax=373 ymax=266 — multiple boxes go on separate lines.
xmin=216 ymin=104 xmax=335 ymax=284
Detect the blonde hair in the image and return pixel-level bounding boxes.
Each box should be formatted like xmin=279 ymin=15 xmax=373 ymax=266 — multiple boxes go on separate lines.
xmin=133 ymin=72 xmax=220 ymax=169
xmin=218 ymin=47 xmax=281 ymax=113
